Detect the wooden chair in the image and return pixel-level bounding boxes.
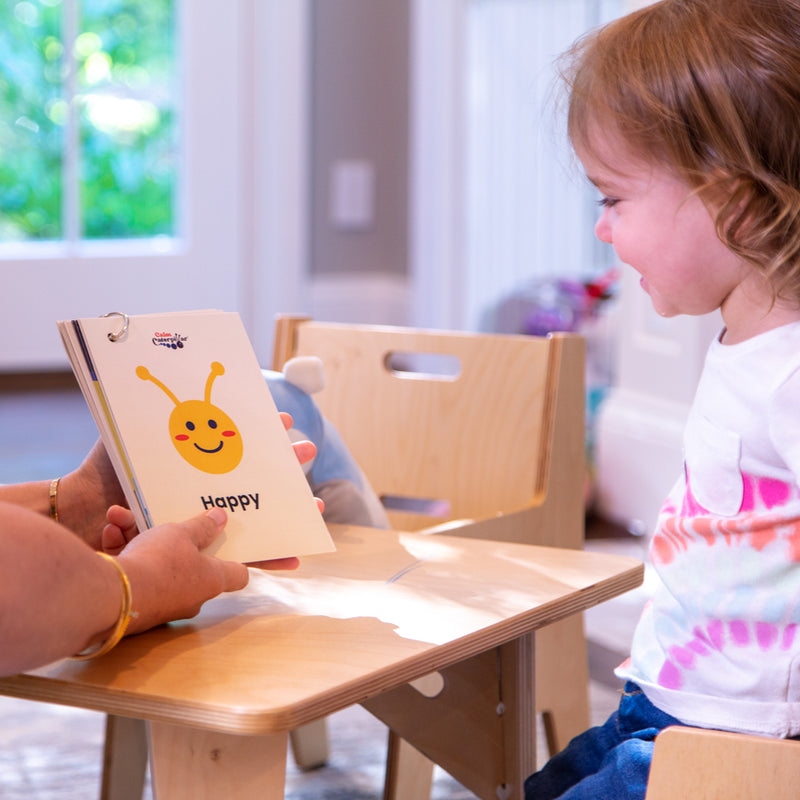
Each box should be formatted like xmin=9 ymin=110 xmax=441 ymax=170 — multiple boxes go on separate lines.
xmin=645 ymin=726 xmax=800 ymax=800
xmin=273 ymin=315 xmax=590 ymax=799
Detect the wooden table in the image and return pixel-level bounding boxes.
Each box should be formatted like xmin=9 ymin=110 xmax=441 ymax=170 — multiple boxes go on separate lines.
xmin=0 ymin=525 xmax=643 ymax=799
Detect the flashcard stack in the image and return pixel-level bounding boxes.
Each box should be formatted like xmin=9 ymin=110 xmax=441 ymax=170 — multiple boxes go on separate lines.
xmin=58 ymin=310 xmax=334 ymax=563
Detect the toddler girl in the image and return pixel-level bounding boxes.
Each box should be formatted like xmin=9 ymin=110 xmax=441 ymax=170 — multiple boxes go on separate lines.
xmin=526 ymin=1 xmax=800 ymax=797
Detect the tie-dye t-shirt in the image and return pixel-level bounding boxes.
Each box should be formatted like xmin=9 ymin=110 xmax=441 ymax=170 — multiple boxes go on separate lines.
xmin=616 ymin=320 xmax=800 ymax=737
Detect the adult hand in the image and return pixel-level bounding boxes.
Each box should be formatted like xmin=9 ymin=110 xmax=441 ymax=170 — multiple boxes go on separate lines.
xmin=103 ymin=504 xmax=302 ymax=570
xmin=58 ymin=439 xmax=128 ymax=550
xmin=117 ymin=508 xmax=250 ymax=634
xmin=0 ymin=504 xmax=246 ymax=674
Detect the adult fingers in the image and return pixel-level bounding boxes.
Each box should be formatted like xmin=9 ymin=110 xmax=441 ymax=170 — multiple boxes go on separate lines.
xmin=292 ymin=439 xmax=317 ymax=466
xmin=183 ymin=509 xmax=249 ymax=590
xmin=101 ymin=523 xmax=127 ymax=556
xmin=185 ymin=507 xmax=228 ymax=551
xmin=106 ymin=504 xmax=137 ymax=534
xmin=213 ymin=557 xmax=250 ymax=591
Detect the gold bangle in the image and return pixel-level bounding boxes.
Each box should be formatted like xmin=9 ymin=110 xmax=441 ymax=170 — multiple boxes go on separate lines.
xmin=72 ymin=553 xmax=133 ymax=660
xmin=49 ymin=477 xmax=60 ymax=521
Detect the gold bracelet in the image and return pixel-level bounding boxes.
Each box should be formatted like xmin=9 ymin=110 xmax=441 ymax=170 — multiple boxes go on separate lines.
xmin=49 ymin=477 xmax=60 ymax=521
xmin=72 ymin=553 xmax=133 ymax=661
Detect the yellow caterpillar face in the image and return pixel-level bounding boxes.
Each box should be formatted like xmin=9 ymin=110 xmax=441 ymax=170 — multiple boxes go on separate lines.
xmin=137 ymin=362 xmax=243 ymax=474
xmin=168 ymin=398 xmax=243 ymax=474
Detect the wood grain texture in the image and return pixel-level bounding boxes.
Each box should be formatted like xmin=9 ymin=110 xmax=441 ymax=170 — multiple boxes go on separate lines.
xmin=274 ymin=318 xmax=561 ymax=529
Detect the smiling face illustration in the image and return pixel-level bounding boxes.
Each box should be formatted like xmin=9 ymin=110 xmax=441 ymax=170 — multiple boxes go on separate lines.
xmin=168 ymin=398 xmax=243 ymax=473
xmin=137 ymin=362 xmax=243 ymax=474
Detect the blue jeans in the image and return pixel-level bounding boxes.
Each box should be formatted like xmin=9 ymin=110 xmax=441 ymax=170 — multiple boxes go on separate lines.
xmin=524 ymin=683 xmax=685 ymax=800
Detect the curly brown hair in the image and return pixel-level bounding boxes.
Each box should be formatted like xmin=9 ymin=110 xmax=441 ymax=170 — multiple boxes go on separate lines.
xmin=560 ymin=0 xmax=800 ymax=305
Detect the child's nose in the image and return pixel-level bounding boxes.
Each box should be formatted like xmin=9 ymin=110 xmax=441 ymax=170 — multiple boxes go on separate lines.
xmin=594 ymin=213 xmax=612 ymax=244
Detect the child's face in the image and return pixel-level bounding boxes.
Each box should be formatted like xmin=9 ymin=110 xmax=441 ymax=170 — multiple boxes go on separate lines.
xmin=576 ymin=131 xmax=748 ymax=322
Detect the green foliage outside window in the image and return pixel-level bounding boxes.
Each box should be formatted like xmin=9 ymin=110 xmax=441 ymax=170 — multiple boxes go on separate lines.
xmin=0 ymin=0 xmax=63 ymax=240
xmin=0 ymin=0 xmax=176 ymax=242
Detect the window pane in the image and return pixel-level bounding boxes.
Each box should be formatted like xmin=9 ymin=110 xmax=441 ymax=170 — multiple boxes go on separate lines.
xmin=0 ymin=0 xmax=177 ymax=244
xmin=0 ymin=1 xmax=65 ymax=241
xmin=78 ymin=0 xmax=177 ymax=239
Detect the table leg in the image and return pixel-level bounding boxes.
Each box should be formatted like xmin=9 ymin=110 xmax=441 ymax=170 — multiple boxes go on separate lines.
xmin=148 ymin=721 xmax=288 ymax=799
xmin=101 ymin=715 xmax=148 ymax=800
xmin=498 ymin=633 xmax=538 ymax=797
xmin=363 ymin=632 xmax=536 ymax=800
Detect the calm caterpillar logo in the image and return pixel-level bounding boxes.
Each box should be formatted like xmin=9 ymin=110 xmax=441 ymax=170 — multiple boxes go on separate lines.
xmin=136 ymin=361 xmax=243 ymax=474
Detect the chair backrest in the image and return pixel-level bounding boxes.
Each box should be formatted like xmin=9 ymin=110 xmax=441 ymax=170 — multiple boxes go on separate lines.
xmin=645 ymin=726 xmax=800 ymax=800
xmin=272 ymin=316 xmax=585 ymax=536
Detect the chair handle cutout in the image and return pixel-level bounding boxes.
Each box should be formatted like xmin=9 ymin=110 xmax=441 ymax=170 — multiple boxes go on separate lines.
xmin=381 ymin=494 xmax=452 ymax=519
xmin=384 ymin=351 xmax=461 ymax=381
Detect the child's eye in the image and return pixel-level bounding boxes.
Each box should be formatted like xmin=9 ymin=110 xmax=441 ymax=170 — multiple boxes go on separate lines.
xmin=597 ymin=196 xmax=620 ymax=209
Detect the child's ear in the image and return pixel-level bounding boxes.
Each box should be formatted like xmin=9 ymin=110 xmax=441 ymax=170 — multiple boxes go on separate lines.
xmin=704 ymin=173 xmax=755 ymax=246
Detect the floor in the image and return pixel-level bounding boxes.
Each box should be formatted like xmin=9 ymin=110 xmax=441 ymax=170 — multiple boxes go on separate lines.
xmin=0 ymin=381 xmax=654 ymax=799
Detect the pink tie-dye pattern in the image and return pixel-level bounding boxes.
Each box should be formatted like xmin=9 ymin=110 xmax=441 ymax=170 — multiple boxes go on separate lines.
xmin=657 ymin=620 xmax=794 ymax=690
xmin=661 ymin=498 xmax=677 ymax=515
xmin=671 ymin=644 xmax=697 ymax=668
xmin=681 ymin=487 xmax=708 ymax=518
xmin=651 ymin=505 xmax=800 ymax=566
xmin=741 ymin=474 xmax=791 ymax=512
xmin=756 ymin=623 xmax=779 ymax=650
xmin=648 ymin=468 xmax=800 ymax=691
xmin=680 ymin=471 xmax=793 ymax=517
xmin=729 ymin=620 xmax=749 ymax=645
xmin=658 ymin=660 xmax=683 ymax=690
xmin=687 ymin=638 xmax=709 ymax=656
xmin=707 ymin=620 xmax=725 ymax=650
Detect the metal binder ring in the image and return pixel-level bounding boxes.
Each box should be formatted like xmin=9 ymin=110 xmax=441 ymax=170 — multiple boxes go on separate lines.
xmin=103 ymin=312 xmax=129 ymax=342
